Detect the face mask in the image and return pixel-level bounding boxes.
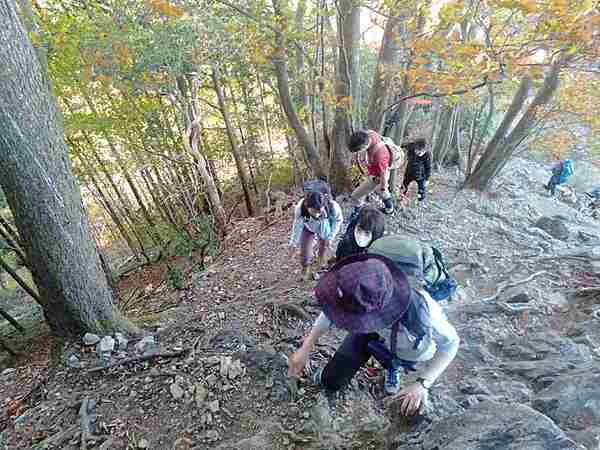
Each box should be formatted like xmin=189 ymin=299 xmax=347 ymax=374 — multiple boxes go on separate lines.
xmin=354 ymin=227 xmax=373 ymax=248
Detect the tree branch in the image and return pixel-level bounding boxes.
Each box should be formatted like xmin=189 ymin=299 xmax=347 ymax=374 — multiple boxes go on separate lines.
xmin=384 ymin=77 xmax=503 ymax=114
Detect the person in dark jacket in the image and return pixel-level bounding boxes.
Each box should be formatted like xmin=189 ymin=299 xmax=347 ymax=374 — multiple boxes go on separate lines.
xmin=401 ymin=139 xmax=431 ymax=203
xmin=336 ymin=206 xmax=385 ymax=261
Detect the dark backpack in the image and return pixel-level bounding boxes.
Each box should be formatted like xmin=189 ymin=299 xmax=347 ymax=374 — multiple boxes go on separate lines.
xmin=303 ymin=180 xmax=331 ymax=199
xmin=423 ymin=247 xmax=458 ymax=301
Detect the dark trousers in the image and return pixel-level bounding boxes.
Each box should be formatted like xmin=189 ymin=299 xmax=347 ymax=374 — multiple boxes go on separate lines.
xmin=546 ymin=175 xmax=560 ymax=196
xmin=402 ymin=178 xmax=426 ymax=201
xmin=321 ymin=333 xmax=379 ymax=391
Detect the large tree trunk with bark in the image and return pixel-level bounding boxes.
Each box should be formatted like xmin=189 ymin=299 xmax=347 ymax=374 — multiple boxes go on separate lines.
xmin=0 ymin=1 xmax=133 ymax=337
xmin=330 ymin=0 xmax=357 ymax=193
xmin=366 ymin=13 xmax=402 ymax=131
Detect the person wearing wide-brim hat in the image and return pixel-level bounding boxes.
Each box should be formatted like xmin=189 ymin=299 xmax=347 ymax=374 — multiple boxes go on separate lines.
xmin=288 ymin=253 xmax=460 ymax=416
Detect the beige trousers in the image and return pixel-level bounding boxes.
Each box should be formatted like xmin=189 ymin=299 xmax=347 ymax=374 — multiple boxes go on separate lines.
xmin=351 ymin=172 xmax=391 ymax=205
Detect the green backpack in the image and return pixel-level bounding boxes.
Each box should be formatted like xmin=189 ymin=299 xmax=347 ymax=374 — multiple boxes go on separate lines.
xmin=368 ymin=236 xmax=456 ymax=301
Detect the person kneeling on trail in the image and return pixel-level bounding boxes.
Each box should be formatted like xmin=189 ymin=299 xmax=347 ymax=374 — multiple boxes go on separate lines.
xmin=348 ymin=129 xmax=394 ymax=214
xmin=545 ymin=159 xmax=574 ymax=197
xmin=401 ymin=138 xmax=431 ymax=204
xmin=288 ymin=254 xmax=460 ymax=415
xmin=289 ymin=191 xmax=343 ymax=281
xmin=336 ymin=206 xmax=385 ymax=261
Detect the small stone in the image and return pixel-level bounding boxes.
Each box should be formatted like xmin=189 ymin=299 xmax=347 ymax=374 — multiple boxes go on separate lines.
xmin=208 ymin=399 xmax=220 ymax=413
xmin=206 ymin=374 xmax=218 ymax=387
xmin=265 ymin=376 xmax=274 ymax=389
xmin=83 ymin=333 xmax=100 ymax=346
xmin=115 ymin=333 xmax=129 ymax=350
xmin=138 ymin=438 xmax=149 ymax=448
xmin=302 ymin=411 xmax=310 ymax=419
xmin=227 ymin=360 xmax=244 ymax=379
xmin=135 ymin=336 xmax=156 ymax=354
xmin=220 ymin=356 xmax=232 ymax=377
xmin=200 ymin=413 xmax=213 ymax=425
xmin=204 ymin=356 xmax=221 ymax=366
xmin=149 ymin=368 xmax=160 ymax=377
xmin=66 ymin=354 xmax=82 ymax=369
xmin=1 ymin=368 xmax=16 ymax=376
xmin=206 ymin=430 xmax=219 ymax=441
xmin=257 ymin=313 xmax=265 ymax=324
xmin=97 ymin=336 xmax=115 ymax=355
xmin=195 ymin=384 xmax=208 ymax=406
xmin=170 ymin=383 xmax=185 ymax=400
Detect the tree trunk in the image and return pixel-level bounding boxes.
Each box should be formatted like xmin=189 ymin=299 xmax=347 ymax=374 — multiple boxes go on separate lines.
xmin=366 ymin=14 xmax=402 ymax=131
xmin=464 ymin=60 xmax=564 ymax=190
xmin=330 ymin=0 xmax=357 ymax=194
xmin=184 ymin=121 xmax=227 ymax=237
xmin=211 ymin=64 xmax=257 ymax=216
xmin=272 ymin=0 xmax=327 ymax=180
xmin=0 ymin=1 xmax=133 ymax=336
xmin=81 ymin=91 xmax=163 ymax=246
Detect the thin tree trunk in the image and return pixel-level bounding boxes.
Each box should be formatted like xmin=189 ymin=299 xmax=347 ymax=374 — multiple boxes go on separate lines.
xmin=184 ymin=120 xmax=227 ymax=237
xmin=464 ymin=58 xmax=564 ymax=190
xmin=366 ymin=13 xmax=402 ymax=131
xmin=0 ymin=217 xmax=27 ymax=264
xmin=272 ymin=0 xmax=327 ymax=180
xmin=81 ymin=91 xmax=162 ymax=246
xmin=211 ymin=64 xmax=256 ymax=216
xmin=330 ymin=0 xmax=356 ymax=193
xmin=0 ymin=254 xmax=40 ymax=302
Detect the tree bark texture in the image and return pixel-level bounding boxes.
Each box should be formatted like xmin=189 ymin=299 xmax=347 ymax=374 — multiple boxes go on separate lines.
xmin=366 ymin=13 xmax=402 ymax=131
xmin=272 ymin=0 xmax=327 ymax=180
xmin=330 ymin=0 xmax=357 ymax=193
xmin=211 ymin=64 xmax=257 ymax=216
xmin=0 ymin=1 xmax=132 ymax=336
xmin=464 ymin=59 xmax=564 ymax=190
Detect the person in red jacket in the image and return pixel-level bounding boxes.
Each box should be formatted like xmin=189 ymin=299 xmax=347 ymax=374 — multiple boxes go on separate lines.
xmin=348 ymin=130 xmax=394 ymax=214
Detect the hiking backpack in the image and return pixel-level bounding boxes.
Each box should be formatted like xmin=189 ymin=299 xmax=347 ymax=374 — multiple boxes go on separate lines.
xmin=381 ymin=136 xmax=405 ymax=170
xmin=368 ymin=237 xmax=458 ymax=302
xmin=303 ymin=180 xmax=332 ymax=199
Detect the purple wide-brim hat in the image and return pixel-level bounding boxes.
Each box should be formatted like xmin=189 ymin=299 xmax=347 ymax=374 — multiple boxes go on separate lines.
xmin=315 ymin=253 xmax=411 ymax=334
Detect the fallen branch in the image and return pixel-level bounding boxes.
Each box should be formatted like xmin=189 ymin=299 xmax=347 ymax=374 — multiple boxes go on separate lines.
xmin=481 ymin=270 xmax=548 ymax=303
xmin=86 ymin=349 xmax=189 ymax=374
xmin=31 ymin=425 xmax=78 ymax=450
xmin=0 ymin=306 xmax=25 ymax=334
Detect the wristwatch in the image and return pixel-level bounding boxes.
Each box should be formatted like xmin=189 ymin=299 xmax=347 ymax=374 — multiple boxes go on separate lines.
xmin=416 ymin=377 xmax=432 ymax=389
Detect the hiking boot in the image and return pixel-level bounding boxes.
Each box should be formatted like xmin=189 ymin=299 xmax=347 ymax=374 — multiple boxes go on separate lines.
xmin=384 ymin=367 xmax=401 ymax=395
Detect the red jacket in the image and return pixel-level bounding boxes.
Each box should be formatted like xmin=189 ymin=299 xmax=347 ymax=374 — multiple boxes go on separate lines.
xmin=366 ymin=130 xmax=390 ymax=177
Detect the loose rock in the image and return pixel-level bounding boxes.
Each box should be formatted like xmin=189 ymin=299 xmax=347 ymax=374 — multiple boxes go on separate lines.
xmin=83 ymin=333 xmax=100 ymax=346
xmin=170 ymin=383 xmax=185 ymax=400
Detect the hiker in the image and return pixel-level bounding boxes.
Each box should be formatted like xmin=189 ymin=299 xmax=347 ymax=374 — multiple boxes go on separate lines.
xmin=339 ymin=232 xmax=458 ymax=300
xmin=289 ymin=190 xmax=343 ymax=281
xmin=288 ymin=254 xmax=460 ymax=416
xmin=545 ymin=159 xmax=574 ymax=196
xmin=336 ymin=206 xmax=386 ymax=261
xmin=401 ymin=138 xmax=431 ymax=204
xmin=348 ymin=130 xmax=395 ymax=214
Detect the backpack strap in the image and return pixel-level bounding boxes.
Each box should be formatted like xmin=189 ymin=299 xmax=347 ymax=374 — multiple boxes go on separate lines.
xmin=431 ymin=247 xmax=449 ymax=284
